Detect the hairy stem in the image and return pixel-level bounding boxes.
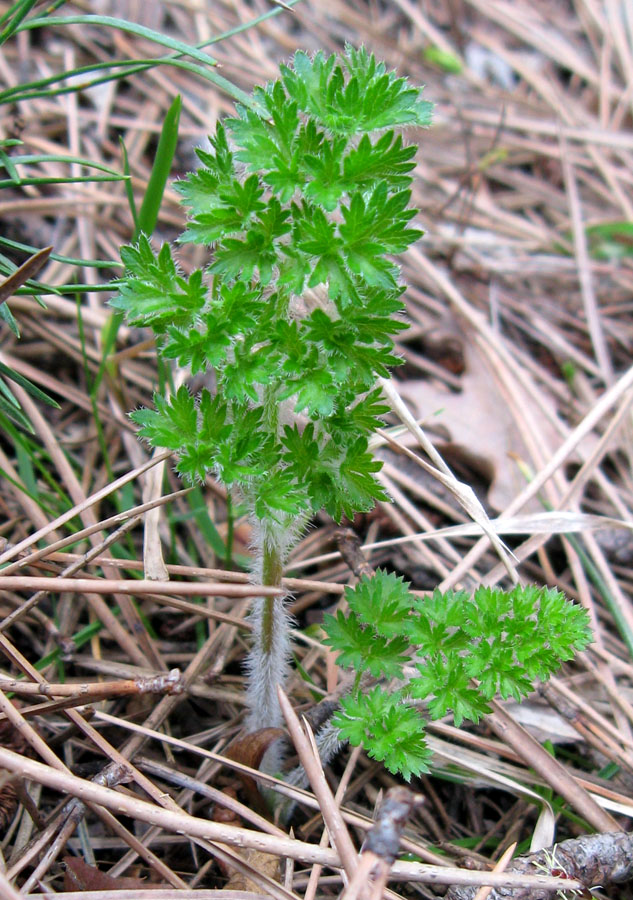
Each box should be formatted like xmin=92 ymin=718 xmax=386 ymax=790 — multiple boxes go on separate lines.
xmin=261 ymin=539 xmax=284 ymax=656
xmin=245 ymin=519 xmax=294 ymax=736
xmin=244 ymin=381 xmax=293 ymax=734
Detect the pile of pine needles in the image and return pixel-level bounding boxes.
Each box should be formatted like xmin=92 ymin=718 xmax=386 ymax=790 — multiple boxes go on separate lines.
xmin=0 ymin=0 xmax=632 ymax=897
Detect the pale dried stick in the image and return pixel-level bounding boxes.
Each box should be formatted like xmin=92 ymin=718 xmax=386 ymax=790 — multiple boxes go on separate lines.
xmin=12 ymin=385 xmax=162 ymax=670
xmin=0 ymin=514 xmax=144 ymax=636
xmin=0 ymin=576 xmax=280 ymax=597
xmin=136 ymin=755 xmax=286 ymax=839
xmin=104 ymin=626 xmax=248 ymax=878
xmin=304 ymin=745 xmax=363 ymax=900
xmin=581 ymin=653 xmax=633 ymax=736
xmin=377 ymin=477 xmax=452 ymax=581
xmin=442 ymin=362 xmax=633 ymax=589
xmin=143 ymin=447 xmax=170 ymax=580
xmin=1 ymin=489 xmax=190 ymax=578
xmin=472 ymin=843 xmax=517 ymax=900
xmin=541 ymin=678 xmax=633 ymax=772
xmin=561 ymin=136 xmax=614 ymax=384
xmin=97 ymin=704 xmax=448 ymax=868
xmin=376 ymin=384 xmax=518 ymax=581
xmin=341 ymin=788 xmax=424 ymax=900
xmin=0 ymin=743 xmax=343 ymax=868
xmin=0 ymin=629 xmax=223 ymax=885
xmin=2 ymin=724 xmax=583 ymax=891
xmin=0 ymin=867 xmax=24 ymax=900
xmin=277 ymin=687 xmax=359 ymax=884
xmin=0 ymin=450 xmax=172 ymax=565
xmin=0 ymin=443 xmax=61 ymax=543
xmin=0 ymin=671 xmax=183 ymax=699
xmin=20 ymin=802 xmax=86 ymax=894
xmin=481 ymin=383 xmax=633 ymax=587
xmin=486 ymin=699 xmax=618 ymax=833
xmin=0 ymin=691 xmax=184 ymax=891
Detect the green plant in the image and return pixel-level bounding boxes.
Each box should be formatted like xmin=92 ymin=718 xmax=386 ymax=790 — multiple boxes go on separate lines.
xmin=111 ymin=45 xmax=432 ymax=737
xmin=323 ymin=573 xmax=592 ymax=779
xmin=110 ymin=44 xmax=592 ymax=780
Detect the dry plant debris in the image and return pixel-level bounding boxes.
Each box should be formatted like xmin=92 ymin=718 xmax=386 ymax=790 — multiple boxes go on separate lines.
xmin=0 ymin=0 xmax=632 ymax=897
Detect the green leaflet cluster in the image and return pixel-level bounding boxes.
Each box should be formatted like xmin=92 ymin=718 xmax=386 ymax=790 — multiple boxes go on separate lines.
xmin=111 ymin=46 xmax=432 ymax=523
xmin=323 ymin=572 xmax=593 ymax=780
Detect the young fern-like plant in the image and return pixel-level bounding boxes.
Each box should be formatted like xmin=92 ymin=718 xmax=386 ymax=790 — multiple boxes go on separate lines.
xmin=111 ymin=47 xmax=433 ymax=735
xmin=112 ymin=47 xmax=592 ymax=782
xmin=323 ymin=573 xmax=593 ymax=780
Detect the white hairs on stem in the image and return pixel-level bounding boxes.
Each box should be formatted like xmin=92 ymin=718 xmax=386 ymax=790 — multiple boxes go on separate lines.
xmin=245 ymin=594 xmax=292 ymax=733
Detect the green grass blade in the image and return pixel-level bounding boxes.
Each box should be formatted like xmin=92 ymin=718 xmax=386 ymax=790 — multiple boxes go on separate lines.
xmin=17 ymin=14 xmax=220 ymax=65
xmin=0 ymin=175 xmax=123 ymax=189
xmin=0 ymin=387 xmax=32 ymax=431
xmin=0 ymin=0 xmax=38 ymax=45
xmin=1 ymin=1 xmax=305 ymax=109
xmin=0 ymin=299 xmax=19 ymax=335
xmin=10 ymin=16 xmax=262 ymax=111
xmin=0 ymin=147 xmax=20 ymax=183
xmin=0 ymin=361 xmax=59 ymax=408
xmin=136 ymin=94 xmax=181 ymax=238
xmin=15 ymin=436 xmax=38 ymax=497
xmin=0 ymin=59 xmax=157 ymax=103
xmin=5 ymin=153 xmax=124 ymax=175
xmin=101 ymin=96 xmax=181 ymax=388
xmin=585 ymin=221 xmax=633 ymax=260
xmin=0 ymin=236 xmax=118 ymax=269
xmin=5 ymin=55 xmax=261 ymax=111
xmin=0 ymin=0 xmax=305 ymax=106
xmin=567 ymin=533 xmax=633 ymax=659
xmin=119 ymin=137 xmax=139 ymax=233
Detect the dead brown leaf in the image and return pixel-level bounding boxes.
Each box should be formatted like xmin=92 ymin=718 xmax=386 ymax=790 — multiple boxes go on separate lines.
xmin=224 ymin=727 xmax=286 ymax=815
xmin=0 ymin=246 xmax=52 ymax=305
xmin=62 ymin=855 xmax=161 ymax=891
xmin=399 ymin=319 xmax=561 ymax=511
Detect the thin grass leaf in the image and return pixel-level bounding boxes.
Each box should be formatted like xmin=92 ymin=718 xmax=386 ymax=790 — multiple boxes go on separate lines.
xmin=0 ymin=0 xmax=305 ymax=106
xmin=5 ymin=154 xmax=124 ymax=175
xmin=76 ymin=299 xmax=114 ymax=481
xmin=0 ymin=57 xmax=246 ymax=108
xmin=0 ymin=376 xmax=21 ymax=411
xmin=585 ymin=221 xmax=633 ymax=260
xmin=0 ymin=59 xmax=160 ymax=104
xmin=15 ymin=437 xmax=38 ymax=498
xmin=0 ymin=147 xmax=19 ymax=183
xmin=0 ymin=0 xmax=38 ymax=45
xmin=0 ymin=362 xmax=59 ymax=409
xmin=0 ymin=236 xmax=118 ymax=270
xmin=16 ymin=14 xmax=221 ymax=65
xmin=108 ymin=92 xmax=184 ymax=391
xmin=0 ymin=298 xmax=19 ymax=335
xmin=0 ymin=459 xmax=42 ymax=492
xmin=180 ymin=487 xmax=227 ymax=559
xmin=136 ymin=94 xmax=181 ymax=238
xmin=566 ymin=533 xmax=633 ymax=660
xmin=0 ymin=175 xmax=123 ymax=189
xmin=119 ymin=137 xmax=139 ymax=233
xmin=13 ymin=15 xmax=263 ymax=112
